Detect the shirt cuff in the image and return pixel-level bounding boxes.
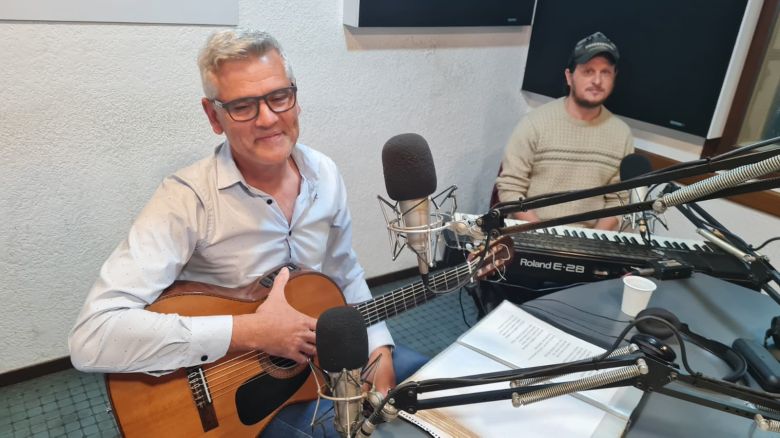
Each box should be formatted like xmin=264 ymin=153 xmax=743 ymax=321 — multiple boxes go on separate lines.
xmin=367 ymin=321 xmax=395 ymax=354
xmin=190 ymin=315 xmax=233 ymax=365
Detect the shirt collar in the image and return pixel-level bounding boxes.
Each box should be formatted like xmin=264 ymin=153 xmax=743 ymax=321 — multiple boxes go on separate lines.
xmin=214 ymin=140 xmax=320 ymax=191
xmin=215 ymin=141 xmax=243 ymax=190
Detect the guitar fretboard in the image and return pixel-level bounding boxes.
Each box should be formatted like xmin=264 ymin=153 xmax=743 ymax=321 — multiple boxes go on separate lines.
xmin=354 ymin=259 xmax=479 ymax=326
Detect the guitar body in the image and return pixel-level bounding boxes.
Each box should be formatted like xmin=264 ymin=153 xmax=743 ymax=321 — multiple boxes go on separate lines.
xmin=106 ymin=269 xmax=347 ymax=437
xmin=105 ymin=238 xmax=515 ymax=437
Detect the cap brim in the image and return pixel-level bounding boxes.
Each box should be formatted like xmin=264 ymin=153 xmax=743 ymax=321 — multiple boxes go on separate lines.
xmin=574 ymin=50 xmax=618 ymax=65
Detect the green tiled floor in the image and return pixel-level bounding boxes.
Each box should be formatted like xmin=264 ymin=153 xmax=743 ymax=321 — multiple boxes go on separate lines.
xmin=377 ymin=276 xmax=480 ymax=358
xmin=0 ymin=275 xmax=478 ymax=437
xmin=0 ymin=367 xmax=116 ymax=438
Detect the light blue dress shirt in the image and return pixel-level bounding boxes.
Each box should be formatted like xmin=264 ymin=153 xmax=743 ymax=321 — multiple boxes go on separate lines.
xmin=69 ymin=142 xmax=393 ymax=374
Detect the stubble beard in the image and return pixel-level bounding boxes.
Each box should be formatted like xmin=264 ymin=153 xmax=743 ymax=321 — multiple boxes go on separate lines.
xmin=570 ymin=89 xmax=606 ymax=109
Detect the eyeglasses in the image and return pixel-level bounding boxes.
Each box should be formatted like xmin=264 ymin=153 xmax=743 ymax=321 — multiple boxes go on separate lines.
xmin=212 ymin=85 xmax=298 ymax=122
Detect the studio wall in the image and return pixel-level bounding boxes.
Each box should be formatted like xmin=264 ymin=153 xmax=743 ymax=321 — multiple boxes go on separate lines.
xmin=0 ymin=0 xmax=777 ymax=374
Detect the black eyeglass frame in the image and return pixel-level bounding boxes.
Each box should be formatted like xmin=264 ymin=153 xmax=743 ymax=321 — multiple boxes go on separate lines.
xmin=212 ymin=84 xmax=298 ymax=122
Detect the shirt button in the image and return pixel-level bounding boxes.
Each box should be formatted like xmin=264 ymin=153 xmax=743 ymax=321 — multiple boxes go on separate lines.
xmin=288 ymin=230 xmax=292 ymax=236
xmin=266 ymin=199 xmax=273 ymax=205
xmin=201 ymin=355 xmax=208 ymax=362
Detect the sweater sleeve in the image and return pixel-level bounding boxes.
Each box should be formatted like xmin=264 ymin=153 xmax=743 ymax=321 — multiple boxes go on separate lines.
xmin=495 ymin=118 xmax=537 ymax=203
xmin=603 ymin=133 xmax=636 ymax=209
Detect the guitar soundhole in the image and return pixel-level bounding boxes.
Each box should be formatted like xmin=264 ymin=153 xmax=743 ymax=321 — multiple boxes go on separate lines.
xmin=235 ymin=365 xmax=311 ymax=426
xmin=269 ymin=355 xmax=297 ymax=369
xmin=261 ymin=355 xmax=307 ymax=379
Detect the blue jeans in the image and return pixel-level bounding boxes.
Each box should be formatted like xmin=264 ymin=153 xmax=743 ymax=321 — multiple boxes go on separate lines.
xmin=262 ymin=344 xmax=429 ymax=438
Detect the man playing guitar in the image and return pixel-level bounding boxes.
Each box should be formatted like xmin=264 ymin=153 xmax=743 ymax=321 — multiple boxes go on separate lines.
xmin=69 ymin=28 xmax=429 ymax=437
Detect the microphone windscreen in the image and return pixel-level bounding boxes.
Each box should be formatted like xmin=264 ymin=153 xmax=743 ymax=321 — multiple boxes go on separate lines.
xmin=382 ymin=133 xmax=437 ymax=201
xmin=316 ymin=306 xmax=368 ymax=372
xmin=620 ymin=153 xmax=653 ymax=181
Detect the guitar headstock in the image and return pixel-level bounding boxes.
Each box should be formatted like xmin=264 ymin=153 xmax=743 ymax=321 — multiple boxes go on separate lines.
xmin=469 ymin=236 xmax=515 ymax=279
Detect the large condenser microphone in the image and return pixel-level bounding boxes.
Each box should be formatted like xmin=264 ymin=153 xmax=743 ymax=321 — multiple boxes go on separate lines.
xmin=382 ymin=133 xmax=438 ymax=280
xmin=620 ymin=154 xmax=653 ymax=232
xmin=316 ymin=306 xmax=369 ymax=438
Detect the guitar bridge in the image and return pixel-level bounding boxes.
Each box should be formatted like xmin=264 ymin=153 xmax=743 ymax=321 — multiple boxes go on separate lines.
xmin=186 ymin=366 xmax=218 ymax=432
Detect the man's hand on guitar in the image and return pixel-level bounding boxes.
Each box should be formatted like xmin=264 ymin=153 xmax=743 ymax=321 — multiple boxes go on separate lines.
xmin=229 ymin=267 xmax=317 ymax=363
xmin=466 ymin=237 xmax=514 ymax=279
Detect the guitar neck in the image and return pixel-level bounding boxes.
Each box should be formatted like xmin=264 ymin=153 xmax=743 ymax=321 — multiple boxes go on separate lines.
xmin=354 ymin=259 xmax=478 ymax=326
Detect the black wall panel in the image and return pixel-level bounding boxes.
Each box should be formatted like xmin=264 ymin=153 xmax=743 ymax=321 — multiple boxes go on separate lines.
xmin=522 ymin=0 xmax=748 ymax=137
xmin=353 ymin=0 xmax=535 ymax=27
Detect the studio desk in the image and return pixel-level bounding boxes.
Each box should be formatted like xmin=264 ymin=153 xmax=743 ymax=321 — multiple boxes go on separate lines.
xmin=375 ymin=274 xmax=780 ymax=437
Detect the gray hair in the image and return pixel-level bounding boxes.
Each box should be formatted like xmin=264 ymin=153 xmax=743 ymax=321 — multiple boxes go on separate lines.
xmin=198 ymin=28 xmax=295 ymax=99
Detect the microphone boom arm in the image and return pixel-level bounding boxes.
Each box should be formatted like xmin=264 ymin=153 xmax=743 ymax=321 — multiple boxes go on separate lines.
xmin=492 ymin=145 xmax=779 ymax=216
xmin=480 ymin=199 xmax=657 ymax=237
xmin=478 ymin=155 xmax=780 ymax=240
xmin=384 ymin=352 xmax=780 ymax=431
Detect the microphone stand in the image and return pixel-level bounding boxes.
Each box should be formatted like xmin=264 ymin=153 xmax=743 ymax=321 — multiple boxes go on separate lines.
xmin=379 ymin=349 xmax=780 ymax=433
xmin=477 ymin=138 xmax=780 ymax=236
xmin=476 ymin=145 xmax=780 ymax=237
xmin=490 ymin=140 xmax=779 ymax=218
xmin=662 ymin=182 xmax=780 ymax=297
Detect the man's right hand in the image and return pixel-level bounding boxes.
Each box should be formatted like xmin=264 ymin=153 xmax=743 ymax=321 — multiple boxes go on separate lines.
xmin=229 ymin=267 xmax=318 ymax=363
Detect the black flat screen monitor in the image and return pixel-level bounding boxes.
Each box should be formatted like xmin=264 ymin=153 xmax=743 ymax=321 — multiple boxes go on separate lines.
xmin=354 ymin=0 xmax=535 ymax=27
xmin=522 ymin=0 xmax=748 ymax=138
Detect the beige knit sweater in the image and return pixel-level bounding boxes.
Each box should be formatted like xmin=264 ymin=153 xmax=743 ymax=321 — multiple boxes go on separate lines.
xmin=496 ymin=97 xmax=634 ymax=228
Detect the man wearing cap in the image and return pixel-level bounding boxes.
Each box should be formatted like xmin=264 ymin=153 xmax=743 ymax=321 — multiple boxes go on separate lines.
xmin=495 ymin=31 xmax=634 ymax=230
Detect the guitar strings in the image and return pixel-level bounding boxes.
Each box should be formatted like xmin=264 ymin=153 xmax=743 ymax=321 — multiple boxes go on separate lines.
xmin=206 ymin=264 xmax=469 ymax=400
xmin=357 ymin=257 xmax=481 ymax=325
xmin=208 ymin=259 xmax=484 ymax=398
xmin=198 ymin=254 xmax=505 ymax=403
xmin=358 ymin=246 xmax=509 ymax=325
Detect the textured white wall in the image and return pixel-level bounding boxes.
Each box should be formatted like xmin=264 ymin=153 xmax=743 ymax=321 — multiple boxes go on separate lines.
xmin=0 ymin=1 xmax=528 ymax=372
xmin=2 ymin=0 xmax=778 ymax=373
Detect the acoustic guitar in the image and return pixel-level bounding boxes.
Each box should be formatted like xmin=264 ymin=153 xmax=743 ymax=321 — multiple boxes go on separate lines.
xmin=105 ymin=237 xmax=514 ymax=437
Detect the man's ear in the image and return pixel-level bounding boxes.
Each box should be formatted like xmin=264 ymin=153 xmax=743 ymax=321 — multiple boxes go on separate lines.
xmin=202 ymin=98 xmax=224 ymax=135
xmin=564 ymin=68 xmax=573 ymax=88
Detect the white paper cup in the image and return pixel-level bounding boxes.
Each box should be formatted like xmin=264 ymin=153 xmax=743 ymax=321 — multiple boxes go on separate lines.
xmin=621 ymin=276 xmax=657 ymax=317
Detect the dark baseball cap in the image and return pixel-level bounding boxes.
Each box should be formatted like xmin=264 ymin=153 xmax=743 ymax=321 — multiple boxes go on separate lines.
xmin=571 ymin=32 xmax=620 ymax=65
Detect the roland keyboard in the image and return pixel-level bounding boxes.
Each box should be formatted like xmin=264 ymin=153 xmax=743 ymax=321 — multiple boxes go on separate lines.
xmin=447 ymin=213 xmax=759 ymax=290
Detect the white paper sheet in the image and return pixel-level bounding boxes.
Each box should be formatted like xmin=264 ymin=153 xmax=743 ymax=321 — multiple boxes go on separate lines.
xmin=398 ymin=301 xmax=643 ymax=437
